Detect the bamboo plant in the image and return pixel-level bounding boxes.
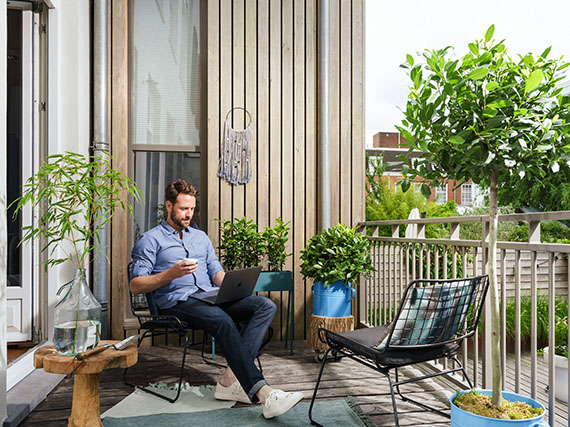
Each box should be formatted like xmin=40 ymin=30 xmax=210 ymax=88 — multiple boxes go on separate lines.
xmin=11 ymin=151 xmax=142 ymax=270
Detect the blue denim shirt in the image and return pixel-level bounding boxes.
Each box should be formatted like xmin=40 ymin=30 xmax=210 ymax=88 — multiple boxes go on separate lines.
xmin=131 ymin=221 xmax=224 ymax=309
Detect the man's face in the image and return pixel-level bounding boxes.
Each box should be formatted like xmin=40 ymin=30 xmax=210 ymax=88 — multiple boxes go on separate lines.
xmin=166 ymin=193 xmax=196 ymax=230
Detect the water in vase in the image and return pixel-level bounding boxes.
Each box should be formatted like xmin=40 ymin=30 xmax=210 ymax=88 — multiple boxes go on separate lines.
xmin=53 ymin=319 xmax=101 ymax=355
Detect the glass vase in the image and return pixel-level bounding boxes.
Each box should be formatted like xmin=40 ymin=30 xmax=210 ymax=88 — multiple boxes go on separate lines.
xmin=53 ymin=268 xmax=102 ymax=355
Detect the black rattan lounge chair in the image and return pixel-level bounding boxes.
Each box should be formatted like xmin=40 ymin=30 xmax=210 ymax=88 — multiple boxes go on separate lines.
xmin=308 ymin=275 xmax=489 ymax=427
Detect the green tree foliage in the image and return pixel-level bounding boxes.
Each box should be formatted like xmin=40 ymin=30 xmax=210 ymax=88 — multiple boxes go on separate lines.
xmin=396 ymin=24 xmax=570 ymax=405
xmin=499 ymin=162 xmax=570 ymax=212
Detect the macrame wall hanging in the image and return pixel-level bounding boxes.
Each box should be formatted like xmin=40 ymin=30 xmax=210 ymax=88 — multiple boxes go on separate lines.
xmin=218 ymin=107 xmax=253 ymax=185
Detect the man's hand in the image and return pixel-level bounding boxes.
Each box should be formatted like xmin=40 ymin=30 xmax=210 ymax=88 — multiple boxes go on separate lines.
xmin=170 ymin=259 xmax=199 ymax=279
xmin=130 ymin=259 xmax=199 ymax=295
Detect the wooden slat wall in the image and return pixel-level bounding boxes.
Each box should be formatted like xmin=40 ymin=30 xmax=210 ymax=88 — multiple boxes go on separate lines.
xmin=111 ymin=0 xmax=364 ymax=341
xmin=205 ymin=0 xmax=365 ymax=340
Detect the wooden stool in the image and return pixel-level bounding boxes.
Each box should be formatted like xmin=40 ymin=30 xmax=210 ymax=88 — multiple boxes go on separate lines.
xmin=307 ymin=314 xmax=354 ymax=351
xmin=34 ymin=340 xmax=138 ymax=427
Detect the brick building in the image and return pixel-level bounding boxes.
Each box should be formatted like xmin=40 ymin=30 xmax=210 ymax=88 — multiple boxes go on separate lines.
xmin=367 ymin=131 xmax=482 ymax=206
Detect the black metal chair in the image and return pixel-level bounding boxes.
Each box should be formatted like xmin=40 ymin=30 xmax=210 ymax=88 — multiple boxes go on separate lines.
xmin=308 ymin=275 xmax=489 ymax=427
xmin=124 ymin=262 xmax=271 ymax=402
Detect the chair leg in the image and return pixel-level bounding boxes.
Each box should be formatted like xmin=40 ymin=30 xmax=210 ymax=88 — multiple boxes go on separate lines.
xmin=382 ymin=370 xmax=401 ymax=427
xmin=391 ymin=365 xmax=457 ymax=419
xmin=308 ymin=348 xmax=332 ymax=427
xmin=201 ymin=332 xmax=226 ymax=368
xmin=452 ymin=355 xmax=473 ymax=388
xmin=124 ymin=333 xmax=189 ymax=403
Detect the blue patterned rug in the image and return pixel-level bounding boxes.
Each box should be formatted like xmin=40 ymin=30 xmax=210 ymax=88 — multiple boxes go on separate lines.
xmin=103 ymin=396 xmax=373 ymax=427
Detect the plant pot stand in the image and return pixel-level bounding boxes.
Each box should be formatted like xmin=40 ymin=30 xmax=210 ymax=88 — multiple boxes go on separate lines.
xmin=307 ymin=314 xmax=354 ymax=351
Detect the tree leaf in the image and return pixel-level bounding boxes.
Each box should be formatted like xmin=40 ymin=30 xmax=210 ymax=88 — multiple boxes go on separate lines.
xmin=468 ymin=67 xmax=489 ymax=80
xmin=420 ymin=183 xmax=432 ymax=199
xmin=525 ymin=69 xmax=544 ymax=94
xmin=485 ymin=24 xmax=495 ymax=42
xmin=449 ymin=135 xmax=465 ymax=144
xmin=406 ymin=54 xmax=414 ymax=67
xmin=401 ymin=179 xmax=411 ymax=193
xmin=486 ymin=81 xmax=499 ymax=91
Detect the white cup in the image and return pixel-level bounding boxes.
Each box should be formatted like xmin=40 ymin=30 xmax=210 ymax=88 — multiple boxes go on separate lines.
xmin=183 ymin=258 xmax=198 ymax=264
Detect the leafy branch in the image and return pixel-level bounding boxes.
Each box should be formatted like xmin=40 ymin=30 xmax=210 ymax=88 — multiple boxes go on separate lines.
xmin=10 ymin=151 xmax=142 ymax=271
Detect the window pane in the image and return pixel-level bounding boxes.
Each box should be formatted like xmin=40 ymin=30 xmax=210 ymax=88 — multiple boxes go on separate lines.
xmin=131 ymin=0 xmax=200 ymax=146
xmin=461 ymin=184 xmax=472 ymax=205
xmin=133 ymin=151 xmax=200 ymax=240
xmin=436 ymin=185 xmax=447 ymax=204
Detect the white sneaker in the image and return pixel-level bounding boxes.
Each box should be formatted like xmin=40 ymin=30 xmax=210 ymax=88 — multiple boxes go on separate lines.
xmin=262 ymin=389 xmax=304 ymax=419
xmin=214 ymin=381 xmax=251 ymax=404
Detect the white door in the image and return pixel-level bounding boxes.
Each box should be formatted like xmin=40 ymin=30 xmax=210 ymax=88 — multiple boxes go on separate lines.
xmin=6 ymin=8 xmax=36 ymax=342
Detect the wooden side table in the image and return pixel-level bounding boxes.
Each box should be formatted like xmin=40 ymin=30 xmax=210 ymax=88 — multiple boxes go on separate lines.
xmin=34 ymin=340 xmax=138 ymax=427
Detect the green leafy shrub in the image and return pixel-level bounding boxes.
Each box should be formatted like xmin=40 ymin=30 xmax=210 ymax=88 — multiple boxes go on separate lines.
xmin=263 ymin=217 xmax=291 ymax=271
xmin=300 ymin=224 xmax=374 ymax=287
xmin=217 ymin=217 xmax=291 ymax=271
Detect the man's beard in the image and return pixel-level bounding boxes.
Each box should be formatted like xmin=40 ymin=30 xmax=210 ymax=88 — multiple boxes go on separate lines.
xmin=170 ymin=212 xmax=191 ymax=229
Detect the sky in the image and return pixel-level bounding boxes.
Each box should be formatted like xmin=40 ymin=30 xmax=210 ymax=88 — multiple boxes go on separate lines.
xmin=365 ymin=0 xmax=570 ymax=146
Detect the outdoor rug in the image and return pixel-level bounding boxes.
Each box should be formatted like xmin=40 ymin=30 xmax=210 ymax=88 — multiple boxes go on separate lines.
xmin=102 ymin=396 xmax=374 ymax=427
xmin=101 ymin=384 xmax=235 ymax=419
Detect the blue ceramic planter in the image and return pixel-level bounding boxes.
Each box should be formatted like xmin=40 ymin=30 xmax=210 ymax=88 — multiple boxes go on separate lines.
xmin=312 ymin=280 xmax=356 ymax=317
xmin=450 ymin=390 xmax=549 ymax=427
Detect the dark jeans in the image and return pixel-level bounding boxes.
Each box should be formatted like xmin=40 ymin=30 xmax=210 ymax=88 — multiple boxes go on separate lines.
xmin=160 ymin=295 xmax=276 ymax=402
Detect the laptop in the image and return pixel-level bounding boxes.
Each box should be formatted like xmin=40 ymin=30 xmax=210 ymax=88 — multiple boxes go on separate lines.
xmin=189 ymin=266 xmax=262 ymax=305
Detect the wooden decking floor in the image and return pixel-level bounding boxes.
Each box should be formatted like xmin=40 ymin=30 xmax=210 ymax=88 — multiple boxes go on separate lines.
xmin=20 ymin=340 xmax=452 ymax=426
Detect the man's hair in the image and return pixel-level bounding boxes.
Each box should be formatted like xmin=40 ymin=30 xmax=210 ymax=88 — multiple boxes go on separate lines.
xmin=165 ymin=180 xmax=198 ymax=204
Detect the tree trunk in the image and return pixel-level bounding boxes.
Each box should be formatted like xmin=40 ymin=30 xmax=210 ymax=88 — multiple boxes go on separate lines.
xmin=489 ymin=170 xmax=502 ymax=406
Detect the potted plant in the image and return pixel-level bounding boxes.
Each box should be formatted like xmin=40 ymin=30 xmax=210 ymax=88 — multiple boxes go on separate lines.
xmin=300 ymin=224 xmax=373 ymax=318
xmin=542 ymin=315 xmax=568 ymax=403
xmin=217 ymin=217 xmax=267 ymax=271
xmin=398 ymin=24 xmax=570 ymax=421
xmin=11 ymin=151 xmax=141 ymax=354
xmin=217 ymin=217 xmax=294 ymax=353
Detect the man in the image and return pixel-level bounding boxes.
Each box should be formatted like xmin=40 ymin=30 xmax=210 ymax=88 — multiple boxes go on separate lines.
xmin=130 ymin=179 xmax=303 ymax=419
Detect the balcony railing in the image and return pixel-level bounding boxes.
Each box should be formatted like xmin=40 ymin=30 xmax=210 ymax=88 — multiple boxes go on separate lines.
xmin=357 ymin=211 xmax=570 ymax=426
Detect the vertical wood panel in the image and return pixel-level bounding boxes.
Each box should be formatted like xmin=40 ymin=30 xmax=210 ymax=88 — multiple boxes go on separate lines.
xmin=233 ymin=0 xmax=246 ymax=219
xmin=328 ymin=0 xmax=340 ymax=225
xmin=111 ymin=0 xmax=129 ymax=340
xmin=269 ymin=1 xmax=281 ymax=224
xmin=281 ymin=0 xmax=294 ymax=340
xmin=245 ymin=0 xmax=257 ymax=222
xmin=220 ymin=0 xmax=233 ymax=224
xmin=268 ymin=0 xmax=283 ymax=334
xmin=339 ymin=0 xmax=351 ymax=225
xmin=304 ymin=0 xmax=317 ymax=335
xmin=352 ymin=0 xmax=364 ymax=226
xmin=257 ymin=0 xmax=269 ymax=231
xmin=292 ymin=0 xmax=306 ymax=340
xmin=207 ymin=0 xmax=221 ymax=246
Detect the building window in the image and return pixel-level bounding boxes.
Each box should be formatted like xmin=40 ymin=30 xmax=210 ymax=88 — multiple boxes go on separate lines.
xmin=436 ymin=185 xmax=447 ymax=204
xmin=461 ymin=184 xmax=473 ymax=205
xmin=133 ymin=152 xmax=200 ymax=240
xmin=131 ymin=0 xmax=200 ymax=147
xmin=130 ymin=0 xmax=202 ymax=238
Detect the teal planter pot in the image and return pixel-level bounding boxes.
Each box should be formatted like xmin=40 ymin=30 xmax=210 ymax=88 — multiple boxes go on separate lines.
xmin=450 ymin=390 xmax=548 ymax=427
xmin=312 ymin=280 xmax=356 ymax=317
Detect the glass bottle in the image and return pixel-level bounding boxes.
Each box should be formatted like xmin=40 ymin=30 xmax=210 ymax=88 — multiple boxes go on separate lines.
xmin=53 ymin=269 xmax=102 ymax=355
